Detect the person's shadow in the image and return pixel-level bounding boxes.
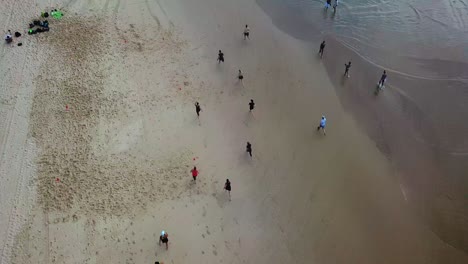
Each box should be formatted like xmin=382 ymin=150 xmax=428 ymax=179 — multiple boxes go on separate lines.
xmin=374 ymin=84 xmax=383 ymax=96
xmin=243 ymin=112 xmax=255 ymax=126
xmin=340 ymin=74 xmax=347 ymax=86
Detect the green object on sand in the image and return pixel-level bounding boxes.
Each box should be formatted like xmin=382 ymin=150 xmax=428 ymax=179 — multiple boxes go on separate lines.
xmin=51 ymin=11 xmax=63 ymax=19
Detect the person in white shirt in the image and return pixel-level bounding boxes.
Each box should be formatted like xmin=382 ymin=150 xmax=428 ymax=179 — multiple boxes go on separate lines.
xmin=243 ymin=25 xmax=250 ymax=40
xmin=4 ymin=30 xmax=12 ymax=43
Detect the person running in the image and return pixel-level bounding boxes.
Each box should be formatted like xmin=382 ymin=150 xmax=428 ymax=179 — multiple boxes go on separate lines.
xmin=224 ymin=179 xmax=232 ymax=200
xmin=159 ymin=231 xmax=169 ymax=250
xmin=344 ymin=61 xmax=351 ymax=77
xmin=243 ymin=25 xmax=250 ymax=40
xmin=195 ymin=102 xmax=201 ymax=117
xmin=191 ymin=166 xmax=199 ymax=182
xmin=319 ymin=41 xmax=325 ymax=58
xmin=317 ymin=115 xmax=327 ymax=135
xmin=378 ymin=70 xmax=387 ymax=87
xmin=218 ymin=50 xmax=224 ymax=63
xmin=246 ymin=142 xmax=252 ymax=157
xmin=238 ymin=69 xmax=244 ymax=82
xmin=249 ymin=99 xmax=255 ymax=112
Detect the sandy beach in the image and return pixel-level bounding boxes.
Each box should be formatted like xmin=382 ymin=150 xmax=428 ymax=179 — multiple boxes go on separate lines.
xmin=1 ymin=0 xmax=468 ymax=263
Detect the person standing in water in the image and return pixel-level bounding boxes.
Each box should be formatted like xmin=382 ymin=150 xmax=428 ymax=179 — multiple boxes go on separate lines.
xmin=218 ymin=50 xmax=224 ymax=63
xmin=317 ymin=115 xmax=327 ymax=135
xmin=319 ymin=41 xmax=326 ymax=58
xmin=344 ymin=61 xmax=351 ymax=77
xmin=378 ymin=70 xmax=387 ymax=87
xmin=325 ymin=0 xmax=332 ymax=9
xmin=243 ymin=25 xmax=250 ymax=40
xmin=159 ymin=231 xmax=169 ymax=250
xmin=333 ymin=0 xmax=339 ymax=13
xmin=224 ymin=179 xmax=232 ymax=200
xmin=246 ymin=142 xmax=252 ymax=157
xmin=249 ymin=99 xmax=255 ymax=112
xmin=195 ymin=102 xmax=201 ymax=117
xmin=238 ymin=69 xmax=244 ymax=83
xmin=191 ymin=166 xmax=199 ymax=182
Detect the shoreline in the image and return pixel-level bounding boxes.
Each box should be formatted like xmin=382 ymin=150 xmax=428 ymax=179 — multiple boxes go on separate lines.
xmin=256 ymin=0 xmax=468 ymax=255
xmin=322 ymin=26 xmax=468 ymax=256
xmin=0 ymin=0 xmax=467 ymax=263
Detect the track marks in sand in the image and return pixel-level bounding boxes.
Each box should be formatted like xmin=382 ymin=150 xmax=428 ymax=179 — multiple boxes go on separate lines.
xmin=30 ymin=15 xmax=194 ymax=218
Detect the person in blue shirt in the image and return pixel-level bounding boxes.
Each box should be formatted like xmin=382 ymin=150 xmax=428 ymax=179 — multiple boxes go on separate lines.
xmin=317 ymin=116 xmax=327 ymax=135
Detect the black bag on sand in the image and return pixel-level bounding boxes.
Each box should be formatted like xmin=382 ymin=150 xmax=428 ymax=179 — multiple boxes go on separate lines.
xmin=14 ymin=32 xmax=21 ymax=37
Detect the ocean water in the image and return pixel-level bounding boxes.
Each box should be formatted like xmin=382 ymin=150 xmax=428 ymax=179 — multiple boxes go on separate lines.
xmin=257 ymin=0 xmax=468 ymax=255
xmin=257 ymin=0 xmax=468 ymax=64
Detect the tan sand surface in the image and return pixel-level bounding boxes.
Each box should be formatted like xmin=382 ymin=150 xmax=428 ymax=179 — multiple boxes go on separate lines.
xmin=1 ymin=0 xmax=467 ymax=263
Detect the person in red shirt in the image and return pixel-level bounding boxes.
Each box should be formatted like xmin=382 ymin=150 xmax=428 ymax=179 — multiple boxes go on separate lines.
xmin=191 ymin=166 xmax=199 ymax=182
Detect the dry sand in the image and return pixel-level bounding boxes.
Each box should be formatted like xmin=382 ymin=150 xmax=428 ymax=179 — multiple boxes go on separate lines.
xmin=1 ymin=0 xmax=467 ymax=263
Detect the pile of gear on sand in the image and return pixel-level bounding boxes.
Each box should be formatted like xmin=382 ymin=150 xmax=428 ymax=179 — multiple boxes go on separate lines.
xmin=4 ymin=9 xmax=63 ymax=46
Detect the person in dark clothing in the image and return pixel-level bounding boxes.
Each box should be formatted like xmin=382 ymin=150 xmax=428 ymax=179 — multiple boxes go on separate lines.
xmin=238 ymin=69 xmax=244 ymax=82
xmin=195 ymin=102 xmax=201 ymax=117
xmin=325 ymin=0 xmax=332 ymax=9
xmin=319 ymin=41 xmax=325 ymax=58
xmin=218 ymin=50 xmax=224 ymax=63
xmin=344 ymin=61 xmax=351 ymax=77
xmin=378 ymin=70 xmax=387 ymax=87
xmin=249 ymin=99 xmax=255 ymax=112
xmin=246 ymin=142 xmax=252 ymax=157
xmin=159 ymin=232 xmax=169 ymax=250
xmin=224 ymin=179 xmax=232 ymax=200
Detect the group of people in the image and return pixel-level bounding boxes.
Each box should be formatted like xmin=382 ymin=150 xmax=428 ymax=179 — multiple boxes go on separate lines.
xmin=161 ymin=24 xmax=332 ymax=264
xmin=189 ymin=25 xmax=258 ymax=208
xmin=319 ymin=41 xmax=388 ymax=88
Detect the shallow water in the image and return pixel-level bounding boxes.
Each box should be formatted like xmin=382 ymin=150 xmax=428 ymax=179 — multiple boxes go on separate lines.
xmin=257 ymin=0 xmax=468 ymax=256
xmin=258 ymin=0 xmax=468 ymax=63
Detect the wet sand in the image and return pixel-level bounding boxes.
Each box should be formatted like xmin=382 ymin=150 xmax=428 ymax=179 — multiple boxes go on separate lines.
xmin=1 ymin=0 xmax=468 ymax=263
xmin=320 ymin=27 xmax=468 ymax=256
xmin=256 ymin=0 xmax=468 ymax=257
